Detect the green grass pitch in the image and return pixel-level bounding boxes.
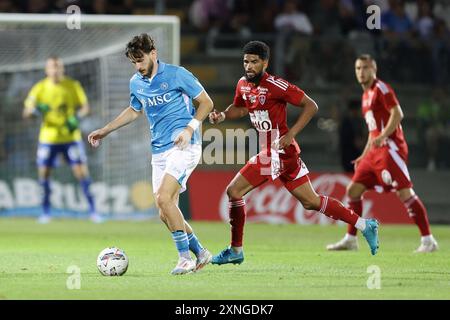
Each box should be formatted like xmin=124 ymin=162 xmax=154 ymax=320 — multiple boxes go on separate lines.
xmin=0 ymin=218 xmax=449 ymax=300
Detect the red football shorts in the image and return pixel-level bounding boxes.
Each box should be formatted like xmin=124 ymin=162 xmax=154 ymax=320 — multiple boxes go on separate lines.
xmin=352 ymin=143 xmax=412 ymax=192
xmin=239 ymin=144 xmax=310 ymax=192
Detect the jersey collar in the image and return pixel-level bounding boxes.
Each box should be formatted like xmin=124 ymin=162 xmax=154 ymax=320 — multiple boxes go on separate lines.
xmin=156 ymin=60 xmax=166 ymax=75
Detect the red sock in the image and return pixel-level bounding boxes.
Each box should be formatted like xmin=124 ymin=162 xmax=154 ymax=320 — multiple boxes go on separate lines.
xmin=347 ymin=198 xmax=362 ymax=236
xmin=229 ymin=199 xmax=246 ymax=247
xmin=319 ymin=196 xmax=359 ymax=226
xmin=404 ymin=195 xmax=431 ymax=236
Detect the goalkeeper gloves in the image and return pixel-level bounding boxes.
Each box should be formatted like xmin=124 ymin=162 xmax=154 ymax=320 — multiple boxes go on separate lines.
xmin=66 ymin=115 xmax=80 ymax=132
xmin=35 ymin=103 xmax=50 ymax=114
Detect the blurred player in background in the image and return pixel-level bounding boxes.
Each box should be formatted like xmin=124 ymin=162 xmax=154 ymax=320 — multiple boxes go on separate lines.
xmin=23 ymin=56 xmax=100 ymax=224
xmin=327 ymin=54 xmax=438 ymax=253
xmin=209 ymin=41 xmax=380 ymax=265
xmin=88 ymin=34 xmax=214 ymax=275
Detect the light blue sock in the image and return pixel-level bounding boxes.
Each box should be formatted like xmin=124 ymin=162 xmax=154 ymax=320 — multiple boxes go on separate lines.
xmin=171 ymin=230 xmax=190 ymax=259
xmin=187 ymin=233 xmax=204 ymax=256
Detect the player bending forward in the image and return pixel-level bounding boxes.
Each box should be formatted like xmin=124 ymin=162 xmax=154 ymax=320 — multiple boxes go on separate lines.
xmin=327 ymin=55 xmax=438 ymax=253
xmin=209 ymin=41 xmax=379 ymax=265
xmin=88 ymin=34 xmax=214 ymax=275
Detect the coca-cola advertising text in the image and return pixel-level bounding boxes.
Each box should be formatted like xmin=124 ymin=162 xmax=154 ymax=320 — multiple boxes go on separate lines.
xmin=188 ymin=170 xmax=412 ymax=224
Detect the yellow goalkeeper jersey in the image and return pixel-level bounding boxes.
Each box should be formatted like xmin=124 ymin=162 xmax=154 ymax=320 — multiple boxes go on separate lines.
xmin=24 ymin=77 xmax=87 ymax=144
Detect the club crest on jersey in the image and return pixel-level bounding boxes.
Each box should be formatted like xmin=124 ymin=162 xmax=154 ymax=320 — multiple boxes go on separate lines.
xmin=160 ymin=82 xmax=168 ymax=90
xmin=259 ymin=95 xmax=266 ymax=105
xmin=249 ymin=95 xmax=256 ymax=104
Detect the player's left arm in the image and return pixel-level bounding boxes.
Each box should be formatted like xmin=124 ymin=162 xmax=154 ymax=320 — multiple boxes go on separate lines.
xmin=23 ymin=83 xmax=44 ymax=118
xmin=372 ymin=104 xmax=403 ymax=147
xmin=277 ymin=93 xmax=318 ymax=149
xmin=174 ymin=67 xmax=214 ymax=148
xmin=77 ymin=102 xmax=90 ymax=118
xmin=174 ymin=90 xmax=214 ymax=149
xmin=66 ymin=81 xmax=90 ymax=131
xmin=192 ymin=90 xmax=215 ymax=123
xmin=74 ymin=81 xmax=88 ymax=111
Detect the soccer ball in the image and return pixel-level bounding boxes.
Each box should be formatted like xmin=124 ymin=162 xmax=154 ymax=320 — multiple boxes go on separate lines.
xmin=97 ymin=247 xmax=129 ymax=276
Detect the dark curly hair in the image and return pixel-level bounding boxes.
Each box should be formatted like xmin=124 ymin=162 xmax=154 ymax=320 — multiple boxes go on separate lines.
xmin=125 ymin=33 xmax=155 ymax=60
xmin=242 ymin=41 xmax=270 ymax=61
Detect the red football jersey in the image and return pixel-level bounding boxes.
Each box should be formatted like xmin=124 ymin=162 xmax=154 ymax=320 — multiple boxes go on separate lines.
xmin=361 ymin=78 xmax=408 ymax=157
xmin=233 ymin=72 xmax=305 ymax=152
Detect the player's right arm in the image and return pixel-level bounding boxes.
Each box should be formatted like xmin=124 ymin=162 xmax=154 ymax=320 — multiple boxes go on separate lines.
xmin=88 ymin=106 xmax=141 ymax=147
xmin=209 ymin=80 xmax=248 ymax=124
xmin=23 ymin=83 xmax=45 ymax=119
xmin=23 ymin=97 xmax=37 ymax=118
xmin=352 ymin=136 xmax=373 ymax=168
xmin=209 ymin=104 xmax=248 ymax=124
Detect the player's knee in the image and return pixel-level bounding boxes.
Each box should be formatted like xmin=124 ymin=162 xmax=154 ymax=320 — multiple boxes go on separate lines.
xmin=156 ymin=192 xmax=172 ymax=211
xmin=38 ymin=167 xmax=51 ymax=179
xmin=72 ymin=166 xmax=87 ymax=180
xmin=226 ymin=185 xmax=243 ymax=200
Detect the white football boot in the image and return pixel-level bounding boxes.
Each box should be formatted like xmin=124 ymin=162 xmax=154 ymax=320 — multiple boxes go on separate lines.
xmin=171 ymin=257 xmax=196 ymax=275
xmin=37 ymin=214 xmax=51 ymax=224
xmin=414 ymin=237 xmax=439 ymax=253
xmin=194 ymin=248 xmax=212 ymax=272
xmin=89 ymin=212 xmax=104 ymax=224
xmin=326 ymin=234 xmax=359 ymax=251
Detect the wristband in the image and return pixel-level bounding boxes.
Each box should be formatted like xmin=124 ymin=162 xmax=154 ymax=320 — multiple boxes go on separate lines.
xmin=220 ymin=112 xmax=226 ymax=121
xmin=187 ymin=118 xmax=201 ymax=131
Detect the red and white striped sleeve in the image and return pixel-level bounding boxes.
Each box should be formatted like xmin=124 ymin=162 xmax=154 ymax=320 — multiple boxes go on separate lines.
xmin=266 ymin=76 xmax=305 ymax=106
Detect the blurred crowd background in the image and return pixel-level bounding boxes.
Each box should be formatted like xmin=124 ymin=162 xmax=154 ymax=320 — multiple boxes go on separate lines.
xmin=0 ymin=0 xmax=449 ymax=172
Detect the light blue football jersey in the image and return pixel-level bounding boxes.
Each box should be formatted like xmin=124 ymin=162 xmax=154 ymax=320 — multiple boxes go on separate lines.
xmin=129 ymin=61 xmax=204 ymax=154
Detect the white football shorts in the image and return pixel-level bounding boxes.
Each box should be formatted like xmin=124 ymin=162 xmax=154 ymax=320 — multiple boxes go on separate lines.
xmin=151 ymin=144 xmax=202 ymax=194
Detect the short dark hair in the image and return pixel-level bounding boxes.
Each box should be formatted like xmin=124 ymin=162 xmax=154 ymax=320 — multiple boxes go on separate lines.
xmin=125 ymin=33 xmax=155 ymax=60
xmin=356 ymin=53 xmax=377 ymax=69
xmin=357 ymin=54 xmax=375 ymax=63
xmin=243 ymin=41 xmax=270 ymax=61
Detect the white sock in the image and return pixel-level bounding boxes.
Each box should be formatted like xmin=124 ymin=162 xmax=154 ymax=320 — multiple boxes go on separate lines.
xmin=354 ymin=218 xmax=367 ymax=231
xmin=344 ymin=233 xmax=357 ymax=241
xmin=180 ymin=251 xmax=191 ymax=259
xmin=421 ymin=235 xmax=434 ymax=244
xmin=231 ymin=246 xmax=242 ymax=254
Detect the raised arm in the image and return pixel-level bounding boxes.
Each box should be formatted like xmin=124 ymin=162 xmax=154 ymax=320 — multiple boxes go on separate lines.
xmin=87 ymin=106 xmax=142 ymax=147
